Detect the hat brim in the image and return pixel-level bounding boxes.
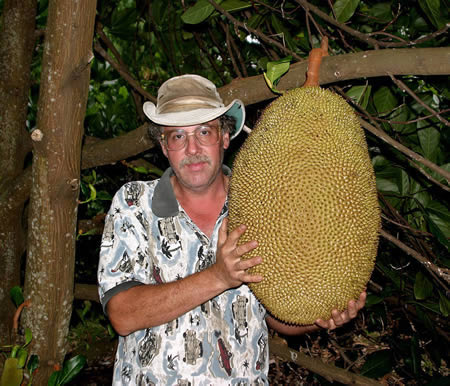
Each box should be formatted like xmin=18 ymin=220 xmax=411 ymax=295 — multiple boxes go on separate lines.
xmin=143 ymin=99 xmax=245 ymax=140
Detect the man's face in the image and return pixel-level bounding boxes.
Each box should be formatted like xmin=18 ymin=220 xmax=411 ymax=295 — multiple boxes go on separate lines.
xmin=161 ymin=119 xmax=230 ymax=192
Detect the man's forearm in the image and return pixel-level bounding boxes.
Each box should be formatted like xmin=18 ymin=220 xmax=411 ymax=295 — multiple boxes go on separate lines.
xmin=107 ymin=266 xmax=228 ymax=336
xmin=266 ymin=314 xmax=320 ymax=336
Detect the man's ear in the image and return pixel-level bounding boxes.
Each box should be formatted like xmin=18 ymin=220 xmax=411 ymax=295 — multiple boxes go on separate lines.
xmin=223 ymin=131 xmax=230 ymax=150
xmin=160 ymin=141 xmax=168 ymax=158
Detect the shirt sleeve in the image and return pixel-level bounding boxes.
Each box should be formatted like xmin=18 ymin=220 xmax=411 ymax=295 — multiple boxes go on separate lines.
xmin=97 ymin=181 xmax=152 ymax=312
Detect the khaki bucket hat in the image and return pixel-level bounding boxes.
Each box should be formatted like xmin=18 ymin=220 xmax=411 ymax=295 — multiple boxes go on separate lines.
xmin=143 ymin=74 xmax=245 ymax=139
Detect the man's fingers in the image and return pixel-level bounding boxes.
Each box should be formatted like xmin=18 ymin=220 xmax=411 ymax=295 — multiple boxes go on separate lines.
xmin=217 ymin=218 xmax=228 ymax=247
xmin=227 ymin=223 xmax=249 ymax=245
xmin=356 ymin=291 xmax=367 ymax=310
xmin=331 ymin=309 xmax=344 ymax=326
xmin=241 ymin=272 xmax=264 ymax=283
xmin=314 ymin=292 xmax=367 ymax=330
xmin=314 ymin=319 xmax=326 ymax=328
xmin=238 ymin=255 xmax=262 ymax=270
xmin=347 ymin=300 xmax=358 ymax=319
xmin=234 ymin=240 xmax=258 ymax=258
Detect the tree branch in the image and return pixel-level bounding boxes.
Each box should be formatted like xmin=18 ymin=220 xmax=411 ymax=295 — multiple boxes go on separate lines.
xmin=295 ymin=0 xmax=381 ymax=48
xmin=295 ymin=0 xmax=449 ymax=48
xmin=81 ymin=123 xmax=155 ymax=169
xmin=359 ymin=119 xmax=450 ymax=184
xmin=269 ymin=336 xmax=382 ymax=385
xmin=388 ymin=73 xmax=450 ymax=127
xmin=193 ymin=32 xmax=226 ymax=83
xmin=219 ymin=47 xmax=450 ymax=105
xmin=93 ymin=42 xmax=156 ymax=103
xmin=221 ymin=22 xmax=243 ymax=78
xmin=332 ymin=86 xmax=450 ymax=186
xmin=207 ymin=0 xmax=304 ymax=61
xmin=380 ymin=229 xmax=450 ymax=286
xmin=1 ymin=48 xmax=449 ymax=213
xmin=407 ymin=160 xmax=450 ymax=193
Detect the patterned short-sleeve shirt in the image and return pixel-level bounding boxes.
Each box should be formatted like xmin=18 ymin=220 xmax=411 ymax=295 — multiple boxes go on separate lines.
xmin=98 ymin=167 xmax=269 ymax=385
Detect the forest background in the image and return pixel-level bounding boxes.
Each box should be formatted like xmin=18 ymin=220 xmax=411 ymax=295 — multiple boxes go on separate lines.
xmin=0 ymin=0 xmax=449 ymax=384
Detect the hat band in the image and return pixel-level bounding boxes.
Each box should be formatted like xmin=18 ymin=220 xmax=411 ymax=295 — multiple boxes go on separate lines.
xmin=158 ymin=96 xmax=223 ymax=114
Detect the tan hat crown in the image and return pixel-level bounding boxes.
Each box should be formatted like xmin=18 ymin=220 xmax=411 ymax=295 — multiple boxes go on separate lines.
xmin=143 ymin=74 xmax=245 ymax=139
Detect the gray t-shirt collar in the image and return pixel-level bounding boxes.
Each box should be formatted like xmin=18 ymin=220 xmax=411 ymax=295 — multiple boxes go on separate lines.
xmin=152 ymin=165 xmax=231 ymax=217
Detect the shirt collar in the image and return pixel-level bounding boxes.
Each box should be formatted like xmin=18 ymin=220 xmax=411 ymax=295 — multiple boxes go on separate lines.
xmin=152 ymin=165 xmax=231 ymax=218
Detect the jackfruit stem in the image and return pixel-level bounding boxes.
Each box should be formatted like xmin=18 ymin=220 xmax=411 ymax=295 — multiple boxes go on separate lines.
xmin=303 ymin=37 xmax=329 ymax=87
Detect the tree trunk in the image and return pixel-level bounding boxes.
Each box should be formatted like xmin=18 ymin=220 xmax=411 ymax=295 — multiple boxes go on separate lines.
xmin=22 ymin=0 xmax=97 ymax=383
xmin=0 ymin=0 xmax=36 ymax=352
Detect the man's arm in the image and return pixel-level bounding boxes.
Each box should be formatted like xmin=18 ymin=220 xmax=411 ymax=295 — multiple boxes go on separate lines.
xmin=107 ymin=219 xmax=262 ymax=336
xmin=266 ymin=292 xmax=367 ymax=336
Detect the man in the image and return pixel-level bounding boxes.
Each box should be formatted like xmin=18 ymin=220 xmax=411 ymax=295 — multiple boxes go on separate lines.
xmin=98 ymin=74 xmax=366 ymax=385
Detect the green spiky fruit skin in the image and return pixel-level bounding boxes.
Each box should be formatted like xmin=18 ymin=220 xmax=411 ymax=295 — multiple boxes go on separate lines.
xmin=228 ymin=86 xmax=380 ymax=325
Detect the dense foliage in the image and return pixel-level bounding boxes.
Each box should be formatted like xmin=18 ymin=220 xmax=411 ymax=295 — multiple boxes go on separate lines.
xmin=2 ymin=0 xmax=448 ymax=383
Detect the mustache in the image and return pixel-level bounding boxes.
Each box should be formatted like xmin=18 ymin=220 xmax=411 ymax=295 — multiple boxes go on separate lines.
xmin=180 ymin=154 xmax=211 ymax=167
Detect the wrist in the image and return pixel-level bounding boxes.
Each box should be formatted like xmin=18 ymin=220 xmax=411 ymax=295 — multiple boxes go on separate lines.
xmin=204 ymin=264 xmax=229 ymax=294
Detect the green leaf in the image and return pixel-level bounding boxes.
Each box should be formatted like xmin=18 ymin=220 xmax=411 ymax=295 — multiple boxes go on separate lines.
xmin=418 ymin=0 xmax=447 ymax=28
xmin=27 ymin=354 xmax=39 ymax=376
xmin=346 ymin=85 xmax=372 ymax=109
xmin=88 ymin=184 xmax=97 ymax=201
xmin=415 ymin=305 xmax=435 ymax=333
xmin=373 ymin=86 xmax=398 ymax=116
xmin=360 ymin=350 xmax=393 ymax=378
xmin=390 ymin=105 xmax=412 ymax=133
xmin=333 ymin=0 xmax=360 ymax=22
xmin=433 ymin=163 xmax=450 ymax=184
xmin=118 ymin=86 xmax=129 ymax=100
xmin=9 ymin=286 xmax=24 ymax=308
xmin=95 ymin=190 xmax=113 ymax=201
xmin=408 ymin=300 xmax=441 ymax=314
xmin=0 ymin=358 xmax=23 ymax=386
xmin=270 ymin=14 xmax=297 ymax=51
xmin=266 ymin=57 xmax=291 ymax=87
xmin=134 ymin=166 xmax=152 ymax=174
xmin=108 ymin=8 xmax=138 ymax=39
xmin=424 ymin=212 xmax=450 ymax=249
xmin=16 ymin=348 xmax=28 ymax=369
xmin=365 ymin=293 xmax=384 ymax=306
xmin=410 ymin=335 xmax=421 ymax=376
xmin=79 ymin=300 xmax=92 ymax=321
xmin=220 ymin=0 xmax=252 ymax=13
xmin=418 ymin=127 xmax=440 ymax=163
xmin=79 ymin=184 xmax=97 ymax=204
xmin=47 ymin=370 xmax=61 ymax=386
xmin=263 ymin=73 xmax=275 ymax=93
xmin=57 ymin=355 xmax=86 ymax=385
xmin=426 ymin=201 xmax=450 ymax=238
xmin=24 ymin=328 xmax=33 ymax=346
xmin=11 ymin=345 xmax=20 ymax=358
xmin=375 ymin=166 xmax=409 ymax=195
xmin=107 ymin=324 xmax=116 ymax=338
xmin=439 ymin=292 xmax=450 ymax=317
xmin=151 ymin=0 xmax=169 ymax=25
xmin=366 ymin=2 xmax=392 ymax=23
xmin=76 ymin=228 xmax=101 ymax=239
xmin=247 ymin=13 xmax=264 ymax=29
xmin=414 ymin=271 xmax=433 ymax=300
xmin=181 ymin=0 xmax=215 ymax=24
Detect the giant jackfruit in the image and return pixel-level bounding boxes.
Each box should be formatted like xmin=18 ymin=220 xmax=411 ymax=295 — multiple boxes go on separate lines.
xmin=228 ymin=43 xmax=380 ymax=325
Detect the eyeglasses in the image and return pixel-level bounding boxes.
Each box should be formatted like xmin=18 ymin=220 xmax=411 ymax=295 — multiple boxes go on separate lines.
xmin=161 ymin=125 xmax=221 ymax=151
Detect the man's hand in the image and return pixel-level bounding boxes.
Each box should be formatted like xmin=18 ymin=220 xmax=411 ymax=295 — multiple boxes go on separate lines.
xmin=315 ymin=291 xmax=367 ymax=330
xmin=210 ymin=218 xmax=263 ymax=289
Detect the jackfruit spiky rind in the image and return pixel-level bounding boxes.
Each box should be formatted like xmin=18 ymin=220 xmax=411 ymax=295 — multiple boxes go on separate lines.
xmin=228 ymin=86 xmax=380 ymax=325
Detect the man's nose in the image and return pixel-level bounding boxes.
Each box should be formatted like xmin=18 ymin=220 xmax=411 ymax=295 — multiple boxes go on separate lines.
xmin=185 ymin=133 xmax=201 ymax=154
